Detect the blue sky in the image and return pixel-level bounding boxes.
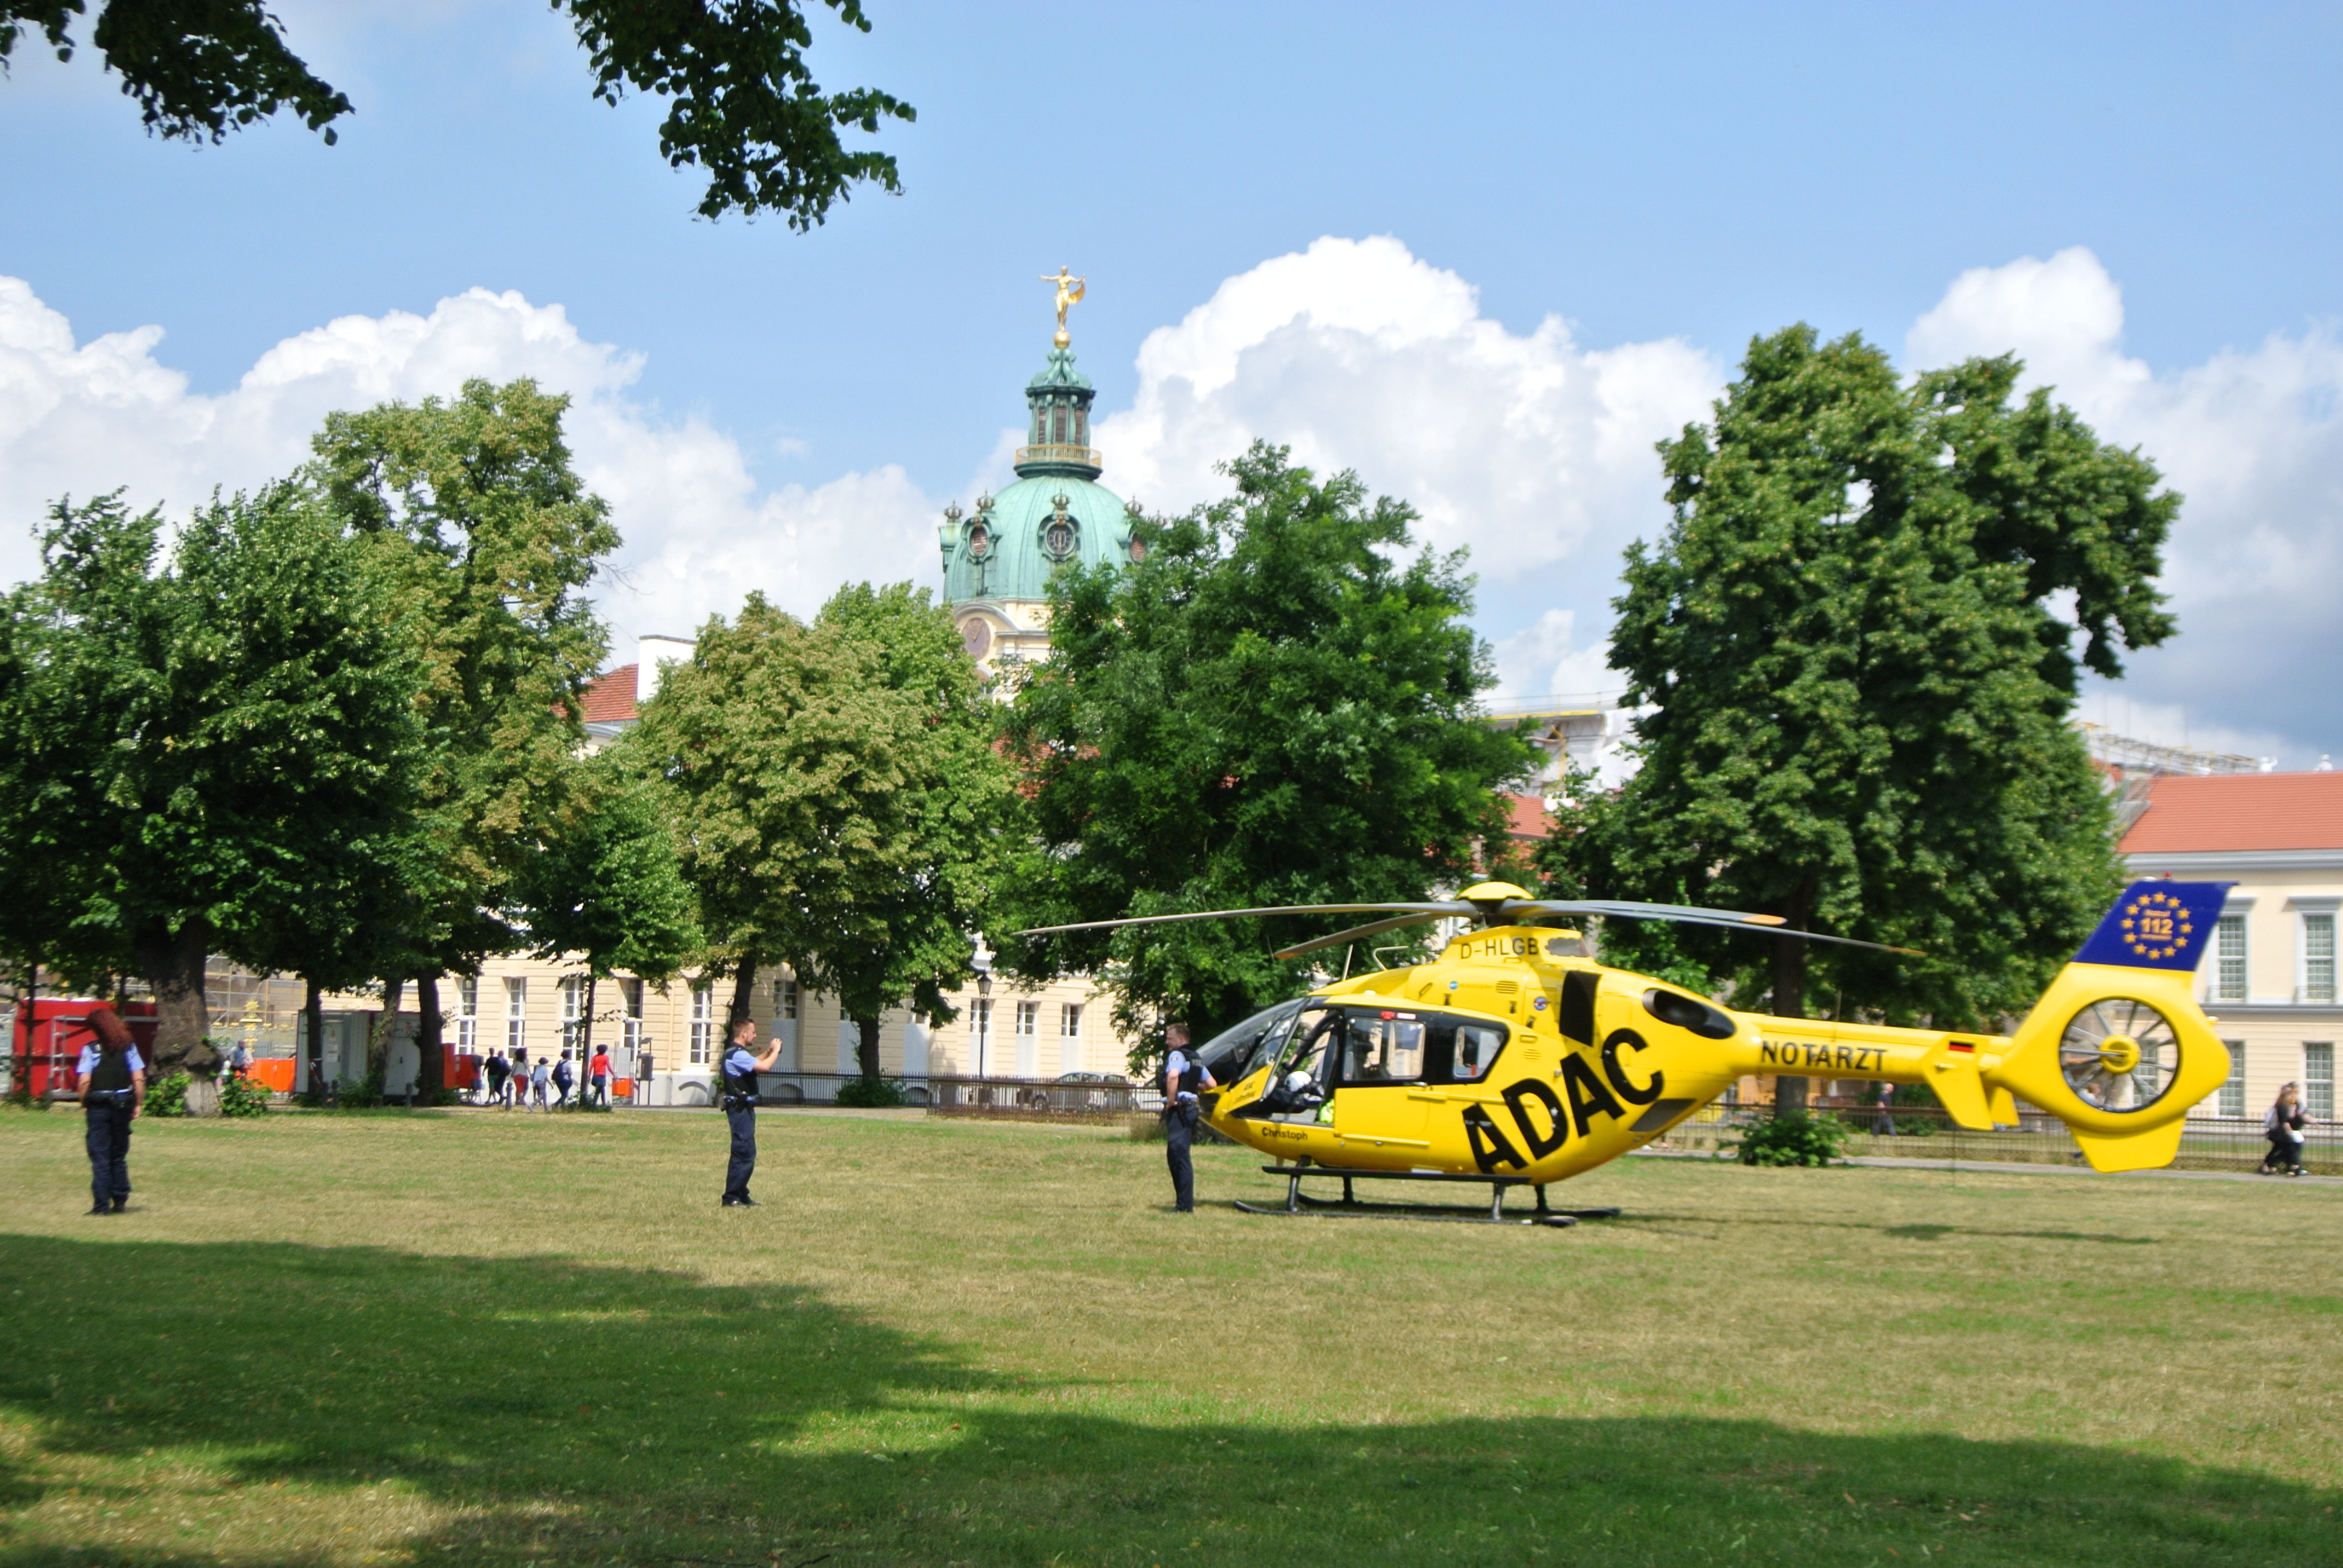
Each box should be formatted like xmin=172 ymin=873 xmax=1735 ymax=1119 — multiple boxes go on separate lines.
xmin=5 ymin=1 xmax=2342 ymax=761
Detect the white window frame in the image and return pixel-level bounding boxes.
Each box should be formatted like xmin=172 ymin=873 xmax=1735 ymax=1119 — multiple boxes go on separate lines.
xmin=2212 ymin=913 xmax=2248 ymax=1005
xmin=689 ymin=982 xmax=713 ymax=1066
xmin=1014 ymin=1000 xmax=1038 ymax=1076
xmin=2306 ymin=1041 xmax=2335 ymax=1122
xmin=454 ymin=977 xmax=477 ymax=1053
xmin=2218 ymin=1039 xmax=2246 ymax=1118
xmin=504 ymin=977 xmax=526 ymax=1055
xmin=2294 ymin=899 xmax=2339 ymax=1005
xmin=620 ymin=978 xmax=644 ymax=1055
xmin=1060 ymin=1002 xmax=1083 ymax=1073
xmin=560 ymin=975 xmax=586 ymax=1054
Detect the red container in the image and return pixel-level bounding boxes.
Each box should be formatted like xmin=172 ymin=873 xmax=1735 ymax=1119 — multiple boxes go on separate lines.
xmin=11 ymin=998 xmax=160 ymax=1098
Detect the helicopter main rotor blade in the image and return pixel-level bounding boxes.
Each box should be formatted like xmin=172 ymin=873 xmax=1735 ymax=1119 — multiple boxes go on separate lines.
xmin=1015 ymin=902 xmax=1465 ymax=939
xmin=1272 ymin=910 xmax=1451 ymax=961
xmin=1512 ymin=898 xmax=1786 ymax=926
xmin=1018 ymin=897 xmax=1922 ymax=958
xmin=1508 ymin=900 xmax=1924 ymax=956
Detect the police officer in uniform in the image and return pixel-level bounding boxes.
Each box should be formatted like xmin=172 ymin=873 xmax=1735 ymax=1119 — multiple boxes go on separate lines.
xmin=719 ymin=1014 xmax=783 ymax=1207
xmin=72 ymin=1005 xmax=145 ymax=1215
xmin=1161 ymin=1022 xmax=1216 ymax=1213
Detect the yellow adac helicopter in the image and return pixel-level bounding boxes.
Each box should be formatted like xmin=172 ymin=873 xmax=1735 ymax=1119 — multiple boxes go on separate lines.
xmin=1021 ymin=880 xmax=2234 ymax=1226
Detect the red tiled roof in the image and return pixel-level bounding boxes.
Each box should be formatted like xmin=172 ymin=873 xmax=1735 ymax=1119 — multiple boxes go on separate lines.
xmin=2119 ymin=771 xmax=2343 ymax=854
xmin=1502 ymin=792 xmax=1552 ymax=841
xmin=580 ymin=665 xmax=638 ymax=724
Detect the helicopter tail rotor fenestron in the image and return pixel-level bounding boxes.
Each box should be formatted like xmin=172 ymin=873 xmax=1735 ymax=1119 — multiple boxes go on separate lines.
xmin=1980 ymin=880 xmax=2236 ymax=1172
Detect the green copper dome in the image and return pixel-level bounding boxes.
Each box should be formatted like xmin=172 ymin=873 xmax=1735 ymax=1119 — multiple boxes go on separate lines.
xmin=940 ymin=338 xmax=1139 ymax=606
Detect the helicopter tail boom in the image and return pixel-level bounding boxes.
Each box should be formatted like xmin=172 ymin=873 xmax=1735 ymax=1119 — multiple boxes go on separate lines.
xmin=1722 ymin=881 xmax=2235 ymax=1172
xmin=1717 ymin=1018 xmax=2009 ymax=1130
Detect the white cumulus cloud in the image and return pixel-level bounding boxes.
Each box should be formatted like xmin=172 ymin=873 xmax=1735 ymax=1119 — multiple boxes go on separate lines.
xmin=0 ymin=276 xmax=941 ymax=653
xmin=1907 ymin=247 xmax=2343 ymax=763
xmin=1093 ymin=236 xmax=1722 ymax=694
xmin=11 ymin=243 xmax=2335 ymax=762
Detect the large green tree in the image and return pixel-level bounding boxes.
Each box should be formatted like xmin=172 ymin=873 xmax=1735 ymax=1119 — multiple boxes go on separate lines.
xmin=1547 ymin=327 xmax=2177 ymax=1109
xmin=514 ymin=750 xmax=701 ymax=1069
xmin=1 ymin=1 xmax=913 ymax=224
xmin=803 ymin=582 xmax=1017 ymax=1084
xmin=629 ymin=587 xmax=1011 ymax=1085
xmin=313 ymin=377 xmax=620 ymax=1097
xmin=0 ymin=483 xmax=427 ymax=1113
xmin=1000 ymin=442 xmax=1538 ymax=1061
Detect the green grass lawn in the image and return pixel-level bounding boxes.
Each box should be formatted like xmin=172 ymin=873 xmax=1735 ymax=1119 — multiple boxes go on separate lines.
xmin=1 ymin=1103 xmax=2337 ymax=1567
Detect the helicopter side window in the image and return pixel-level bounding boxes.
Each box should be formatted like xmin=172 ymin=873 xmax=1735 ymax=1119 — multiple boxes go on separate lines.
xmin=1340 ymin=1012 xmax=1426 ymax=1085
xmin=1417 ymin=1014 xmax=1509 ymax=1083
xmin=1449 ymin=1024 xmax=1507 ymax=1083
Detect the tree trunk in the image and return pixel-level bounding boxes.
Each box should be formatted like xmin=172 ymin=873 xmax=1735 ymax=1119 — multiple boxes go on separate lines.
xmin=135 ymin=919 xmax=218 ymax=1116
xmin=857 ymin=1014 xmax=882 ymax=1083
xmin=416 ymin=972 xmax=444 ymax=1102
xmin=302 ymin=976 xmax=325 ymax=1102
xmin=1770 ymin=875 xmax=1817 ymax=1119
xmin=367 ymin=974 xmax=406 ymax=1094
xmin=8 ymin=956 xmax=35 ymax=1106
xmin=580 ymin=972 xmax=598 ymax=1071
xmin=727 ymin=960 xmax=759 ymax=1029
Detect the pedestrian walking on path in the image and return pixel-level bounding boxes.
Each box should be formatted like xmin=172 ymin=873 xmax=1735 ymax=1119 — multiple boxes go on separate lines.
xmin=2263 ymin=1082 xmax=2311 ymax=1176
xmin=528 ymin=1054 xmax=551 ymax=1111
xmin=588 ymin=1045 xmax=611 ymax=1108
xmin=71 ymin=1005 xmax=144 ymax=1215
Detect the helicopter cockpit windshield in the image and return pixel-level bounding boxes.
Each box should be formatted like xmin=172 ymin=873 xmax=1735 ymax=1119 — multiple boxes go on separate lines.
xmin=1191 ymin=1000 xmax=1303 ymax=1086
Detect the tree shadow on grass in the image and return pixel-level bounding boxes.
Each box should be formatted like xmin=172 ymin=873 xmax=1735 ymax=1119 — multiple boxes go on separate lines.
xmin=0 ymin=1233 xmax=2330 ymax=1567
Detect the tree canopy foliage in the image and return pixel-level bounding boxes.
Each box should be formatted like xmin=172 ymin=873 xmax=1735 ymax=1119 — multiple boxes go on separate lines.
xmin=312 ymin=377 xmax=617 ymax=980
xmin=628 ymin=584 xmax=1012 ymax=1081
xmin=1 ymin=0 xmax=913 ymax=223
xmin=1542 ymin=328 xmax=2177 ymax=1091
xmin=312 ymin=377 xmax=621 ymax=1094
xmin=0 ymin=483 xmax=428 ymax=1106
xmin=1000 ymin=442 xmax=1537 ymax=1061
xmin=515 ymin=750 xmax=701 ymax=1065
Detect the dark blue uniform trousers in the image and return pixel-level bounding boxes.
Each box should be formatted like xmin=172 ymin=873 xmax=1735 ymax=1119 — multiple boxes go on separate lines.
xmin=724 ymin=1105 xmax=758 ymax=1202
xmin=1165 ymin=1103 xmax=1198 ymax=1211
xmin=85 ymin=1100 xmax=133 ymax=1208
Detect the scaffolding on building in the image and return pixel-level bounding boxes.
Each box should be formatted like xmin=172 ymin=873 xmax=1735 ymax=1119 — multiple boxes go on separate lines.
xmin=2079 ymin=722 xmax=2270 ymax=834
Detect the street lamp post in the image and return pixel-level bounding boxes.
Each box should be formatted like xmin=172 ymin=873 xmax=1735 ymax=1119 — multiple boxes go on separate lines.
xmin=971 ymin=936 xmax=994 ymax=1089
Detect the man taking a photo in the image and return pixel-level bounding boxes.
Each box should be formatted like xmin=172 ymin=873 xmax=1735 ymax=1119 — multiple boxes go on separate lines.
xmin=720 ymin=1015 xmax=784 ymax=1207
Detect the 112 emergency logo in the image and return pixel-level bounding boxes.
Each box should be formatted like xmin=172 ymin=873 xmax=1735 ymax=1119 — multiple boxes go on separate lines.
xmin=2117 ymin=890 xmax=2193 ymax=964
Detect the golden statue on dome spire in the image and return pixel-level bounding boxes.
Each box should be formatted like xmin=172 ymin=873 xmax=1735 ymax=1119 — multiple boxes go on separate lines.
xmin=1040 ymin=266 xmax=1086 ymax=347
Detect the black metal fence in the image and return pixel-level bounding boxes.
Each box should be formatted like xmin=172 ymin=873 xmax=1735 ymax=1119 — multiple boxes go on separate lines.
xmin=1655 ymin=1102 xmax=2339 ymax=1175
xmin=716 ymin=1071 xmax=1152 ymax=1121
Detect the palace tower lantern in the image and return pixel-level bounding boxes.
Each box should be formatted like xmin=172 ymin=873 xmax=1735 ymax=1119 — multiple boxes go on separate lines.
xmin=940 ymin=269 xmax=1141 ymax=670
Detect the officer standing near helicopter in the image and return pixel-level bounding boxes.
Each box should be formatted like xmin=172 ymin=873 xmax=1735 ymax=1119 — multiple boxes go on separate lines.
xmin=1161 ymin=1022 xmax=1216 ymax=1213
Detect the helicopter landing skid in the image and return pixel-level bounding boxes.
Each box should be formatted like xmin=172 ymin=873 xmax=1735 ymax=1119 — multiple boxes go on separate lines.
xmin=1243 ymin=1165 xmax=1622 ymax=1227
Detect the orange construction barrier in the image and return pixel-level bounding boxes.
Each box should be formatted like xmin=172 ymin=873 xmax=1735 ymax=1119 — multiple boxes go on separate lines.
xmin=244 ymin=1058 xmax=297 ymax=1093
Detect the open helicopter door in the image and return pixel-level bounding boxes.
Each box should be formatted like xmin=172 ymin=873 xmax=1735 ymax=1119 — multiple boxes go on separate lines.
xmin=1980 ymin=881 xmax=2236 ymax=1173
